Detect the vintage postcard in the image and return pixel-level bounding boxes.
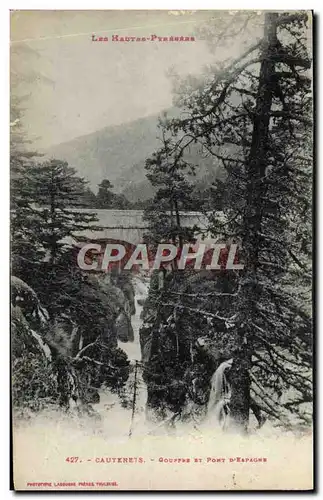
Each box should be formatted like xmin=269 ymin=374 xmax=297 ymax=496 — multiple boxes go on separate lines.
xmin=10 ymin=10 xmax=313 ymax=491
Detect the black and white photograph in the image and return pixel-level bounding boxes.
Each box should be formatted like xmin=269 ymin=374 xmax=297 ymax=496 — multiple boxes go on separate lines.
xmin=10 ymin=9 xmax=313 ymax=490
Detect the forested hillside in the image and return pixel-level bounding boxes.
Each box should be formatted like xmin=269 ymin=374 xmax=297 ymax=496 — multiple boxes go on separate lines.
xmin=44 ymin=109 xmax=224 ymax=204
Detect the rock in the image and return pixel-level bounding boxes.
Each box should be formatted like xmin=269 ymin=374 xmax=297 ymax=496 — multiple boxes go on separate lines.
xmin=116 ymin=310 xmax=134 ymax=343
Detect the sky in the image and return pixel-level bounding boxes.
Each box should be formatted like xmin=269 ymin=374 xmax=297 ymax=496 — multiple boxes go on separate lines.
xmin=10 ymin=11 xmax=312 ymax=151
xmin=11 ymin=10 xmax=222 ymax=149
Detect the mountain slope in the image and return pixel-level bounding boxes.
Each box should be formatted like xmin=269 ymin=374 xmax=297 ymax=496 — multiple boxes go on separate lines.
xmin=45 ymin=113 xmax=166 ymax=190
xmin=44 ymin=110 xmax=223 ymax=202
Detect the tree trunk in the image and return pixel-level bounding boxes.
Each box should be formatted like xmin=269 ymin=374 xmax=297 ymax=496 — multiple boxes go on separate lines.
xmin=174 ymin=199 xmax=183 ymax=249
xmin=129 ymin=360 xmax=138 ymax=437
xmin=229 ymin=13 xmax=278 ymax=432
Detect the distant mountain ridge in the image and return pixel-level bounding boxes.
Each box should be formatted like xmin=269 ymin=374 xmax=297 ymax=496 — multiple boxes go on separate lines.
xmin=44 ymin=110 xmax=223 ymax=202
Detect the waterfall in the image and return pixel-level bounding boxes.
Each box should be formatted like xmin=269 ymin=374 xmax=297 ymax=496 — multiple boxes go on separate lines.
xmin=117 ymin=274 xmax=149 ymax=362
xmin=93 ymin=273 xmax=149 ymax=437
xmin=206 ymin=358 xmax=233 ymax=428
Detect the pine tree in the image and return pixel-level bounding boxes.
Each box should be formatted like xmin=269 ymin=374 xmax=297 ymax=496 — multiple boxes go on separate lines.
xmin=95 ymin=178 xmax=132 ymax=209
xmin=142 ymin=11 xmax=312 ymax=431
xmin=144 ymin=124 xmax=199 ymax=249
xmin=96 ymin=179 xmax=115 ymax=208
xmin=29 ymin=159 xmax=98 ymax=265
xmin=10 ymin=96 xmax=47 ymax=281
xmin=10 ymin=87 xmax=130 ymax=412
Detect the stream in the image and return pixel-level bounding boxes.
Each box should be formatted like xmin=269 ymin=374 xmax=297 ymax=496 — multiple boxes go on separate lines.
xmin=13 ymin=274 xmax=312 ymax=490
xmin=92 ymin=273 xmax=150 ymax=438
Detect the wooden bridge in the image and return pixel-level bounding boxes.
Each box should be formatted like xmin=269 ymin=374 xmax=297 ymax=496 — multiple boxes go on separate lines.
xmin=73 ymin=209 xmax=215 ymax=244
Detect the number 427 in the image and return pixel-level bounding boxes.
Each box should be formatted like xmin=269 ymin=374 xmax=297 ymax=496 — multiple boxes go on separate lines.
xmin=65 ymin=457 xmax=79 ymax=463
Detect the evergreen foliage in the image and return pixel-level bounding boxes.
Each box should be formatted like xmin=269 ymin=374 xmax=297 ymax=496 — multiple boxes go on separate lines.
xmin=141 ymin=12 xmax=312 ymax=431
